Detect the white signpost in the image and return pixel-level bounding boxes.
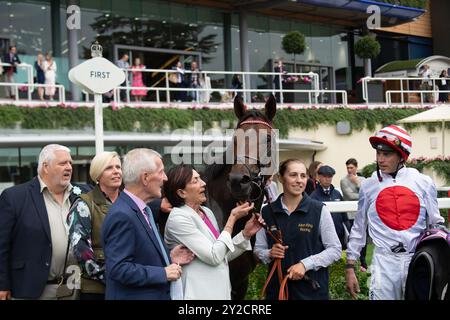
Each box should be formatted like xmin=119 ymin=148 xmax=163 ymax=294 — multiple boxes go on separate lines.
xmin=69 ymin=42 xmax=125 ymax=154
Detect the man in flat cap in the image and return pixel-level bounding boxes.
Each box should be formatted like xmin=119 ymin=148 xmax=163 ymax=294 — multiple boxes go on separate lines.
xmin=310 ymin=165 xmax=350 ymax=250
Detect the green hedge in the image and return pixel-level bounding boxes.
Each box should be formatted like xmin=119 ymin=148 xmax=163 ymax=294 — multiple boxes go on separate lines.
xmin=0 ymin=105 xmax=443 ymax=139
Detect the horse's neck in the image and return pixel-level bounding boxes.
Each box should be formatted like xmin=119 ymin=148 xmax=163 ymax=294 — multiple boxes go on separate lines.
xmin=206 ymin=197 xmax=226 ymax=228
xmin=206 ymin=177 xmax=234 ymax=229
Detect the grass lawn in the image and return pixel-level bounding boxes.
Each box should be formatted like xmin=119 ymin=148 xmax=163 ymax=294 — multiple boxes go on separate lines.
xmin=366 ymin=243 xmax=374 ymax=266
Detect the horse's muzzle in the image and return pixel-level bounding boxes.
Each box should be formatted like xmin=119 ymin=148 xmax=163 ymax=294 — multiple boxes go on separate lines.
xmin=228 ymin=173 xmax=253 ymax=201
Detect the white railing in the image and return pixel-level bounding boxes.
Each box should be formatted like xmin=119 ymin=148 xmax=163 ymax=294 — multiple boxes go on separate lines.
xmin=119 ymin=68 xmax=321 ymax=105
xmin=0 ymin=62 xmax=34 ymax=91
xmin=386 ymin=90 xmax=450 ymax=106
xmin=362 ymin=76 xmax=450 ymax=104
xmin=325 ymin=197 xmax=450 ymax=212
xmin=112 ymin=85 xmax=347 ymax=107
xmin=0 ymin=82 xmax=65 ymax=104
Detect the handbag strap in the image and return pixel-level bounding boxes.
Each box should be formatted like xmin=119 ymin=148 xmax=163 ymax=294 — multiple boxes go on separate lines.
xmin=59 ymin=237 xmax=71 ymax=285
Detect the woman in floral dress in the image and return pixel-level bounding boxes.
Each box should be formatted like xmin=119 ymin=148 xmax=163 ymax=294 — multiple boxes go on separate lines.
xmin=131 ymin=57 xmax=147 ymax=102
xmin=67 ymin=151 xmax=122 ymax=300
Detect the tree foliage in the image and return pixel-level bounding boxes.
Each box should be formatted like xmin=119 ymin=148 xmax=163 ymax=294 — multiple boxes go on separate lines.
xmin=355 ymin=36 xmax=381 ymax=60
xmin=282 ymin=31 xmax=306 ymax=56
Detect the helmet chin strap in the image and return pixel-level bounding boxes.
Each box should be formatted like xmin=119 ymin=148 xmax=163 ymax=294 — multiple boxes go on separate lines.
xmin=376 ymin=159 xmax=405 ymax=182
xmin=376 ymin=162 xmax=382 ymax=182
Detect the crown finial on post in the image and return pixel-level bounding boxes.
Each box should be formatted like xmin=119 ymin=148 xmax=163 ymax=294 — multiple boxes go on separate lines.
xmin=91 ymin=41 xmax=103 ymax=58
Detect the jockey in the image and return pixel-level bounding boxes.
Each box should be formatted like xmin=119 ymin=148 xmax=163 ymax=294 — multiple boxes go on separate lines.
xmin=345 ymin=125 xmax=445 ymax=300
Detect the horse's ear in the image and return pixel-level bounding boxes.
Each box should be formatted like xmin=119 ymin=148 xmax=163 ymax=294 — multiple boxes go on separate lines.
xmin=233 ymin=95 xmax=246 ymax=119
xmin=265 ymin=94 xmax=276 ymax=121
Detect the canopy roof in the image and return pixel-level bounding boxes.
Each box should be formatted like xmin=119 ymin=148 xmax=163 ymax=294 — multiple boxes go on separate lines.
xmin=398 ymin=106 xmax=450 ymax=124
xmin=376 ymin=56 xmax=450 ymax=74
xmin=195 ymin=0 xmax=425 ymax=28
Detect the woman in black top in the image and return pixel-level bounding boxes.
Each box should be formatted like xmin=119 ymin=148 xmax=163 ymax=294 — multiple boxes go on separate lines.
xmin=34 ymin=53 xmax=45 ymax=100
xmin=438 ymin=69 xmax=448 ymax=103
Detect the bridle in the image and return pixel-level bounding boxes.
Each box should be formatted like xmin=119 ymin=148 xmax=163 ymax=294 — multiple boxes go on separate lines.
xmin=233 ymin=117 xmax=274 ymax=209
xmin=234 ymin=114 xmax=319 ymax=300
xmin=234 ymin=155 xmax=266 ymax=204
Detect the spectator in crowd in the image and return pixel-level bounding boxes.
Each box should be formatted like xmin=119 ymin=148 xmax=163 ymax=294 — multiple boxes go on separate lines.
xmin=101 ymin=148 xmax=194 ymax=300
xmin=254 ymin=159 xmax=341 ymax=300
xmin=273 ymin=60 xmax=287 ymax=102
xmin=311 ymin=165 xmax=351 ymax=250
xmin=116 ymin=53 xmax=130 ymax=102
xmin=265 ymin=174 xmax=279 ymax=204
xmin=340 ymin=158 xmax=367 ymax=271
xmin=438 ymin=69 xmax=448 ymax=103
xmin=131 ymin=57 xmax=147 ymax=102
xmin=67 ymin=151 xmax=122 ymax=300
xmin=3 ymin=45 xmax=21 ymax=99
xmin=419 ymin=64 xmax=433 ymax=103
xmin=43 ymin=52 xmax=57 ymax=101
xmin=34 ymin=52 xmax=45 ymax=101
xmin=189 ymin=61 xmax=201 ymax=102
xmin=163 ymin=164 xmax=263 ymax=300
xmin=305 ymin=161 xmax=322 ymax=195
xmin=231 ymin=74 xmax=243 ymax=98
xmin=174 ymin=61 xmax=186 ymax=102
xmin=345 ymin=125 xmax=445 ymax=300
xmin=0 ymin=144 xmax=78 ymax=299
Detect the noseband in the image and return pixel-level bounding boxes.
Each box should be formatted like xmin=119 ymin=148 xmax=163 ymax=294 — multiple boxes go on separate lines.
xmin=234 ymin=155 xmax=266 ymax=203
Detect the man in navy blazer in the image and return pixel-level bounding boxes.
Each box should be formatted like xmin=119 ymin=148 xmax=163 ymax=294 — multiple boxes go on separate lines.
xmin=101 ymin=148 xmax=192 ymax=300
xmin=0 ymin=144 xmax=76 ymax=299
xmin=3 ymin=45 xmax=21 ymax=99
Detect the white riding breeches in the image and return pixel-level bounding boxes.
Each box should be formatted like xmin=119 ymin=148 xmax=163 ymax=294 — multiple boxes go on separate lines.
xmin=369 ymin=247 xmax=414 ymax=300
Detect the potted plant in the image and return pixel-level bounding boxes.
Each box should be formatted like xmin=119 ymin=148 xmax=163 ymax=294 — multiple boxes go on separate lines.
xmin=282 ymin=31 xmax=306 ymax=73
xmin=355 ymin=35 xmax=381 ymax=77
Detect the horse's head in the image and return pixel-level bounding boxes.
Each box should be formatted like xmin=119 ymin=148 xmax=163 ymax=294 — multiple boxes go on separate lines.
xmin=228 ymin=94 xmax=277 ymax=205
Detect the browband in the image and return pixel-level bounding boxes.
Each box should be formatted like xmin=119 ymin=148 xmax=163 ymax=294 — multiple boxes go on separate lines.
xmin=238 ymin=120 xmax=273 ymax=130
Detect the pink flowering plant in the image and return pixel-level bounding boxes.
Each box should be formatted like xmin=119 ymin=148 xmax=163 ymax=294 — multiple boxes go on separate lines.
xmin=285 ymin=76 xmax=311 ymax=84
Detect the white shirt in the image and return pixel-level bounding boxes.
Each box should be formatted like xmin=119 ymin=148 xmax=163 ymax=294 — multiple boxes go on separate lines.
xmin=38 ymin=176 xmax=73 ymax=280
xmin=254 ymin=196 xmax=341 ymax=272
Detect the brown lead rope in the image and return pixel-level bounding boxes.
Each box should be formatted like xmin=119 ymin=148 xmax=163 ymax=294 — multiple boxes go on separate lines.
xmin=259 ymin=187 xmax=289 ymax=300
xmin=259 ymin=228 xmax=289 ymax=300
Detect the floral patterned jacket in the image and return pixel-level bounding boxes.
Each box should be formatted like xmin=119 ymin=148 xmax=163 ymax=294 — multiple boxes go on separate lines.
xmin=67 ymin=188 xmax=113 ymax=283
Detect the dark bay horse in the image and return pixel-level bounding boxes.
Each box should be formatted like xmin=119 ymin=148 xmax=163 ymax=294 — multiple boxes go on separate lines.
xmin=203 ymin=94 xmax=277 ymax=299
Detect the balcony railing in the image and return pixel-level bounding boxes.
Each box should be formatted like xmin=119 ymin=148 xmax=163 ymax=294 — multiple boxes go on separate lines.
xmin=1 ymin=66 xmax=449 ymax=107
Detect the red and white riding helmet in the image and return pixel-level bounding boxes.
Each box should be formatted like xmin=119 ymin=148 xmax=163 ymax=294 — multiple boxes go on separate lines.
xmin=369 ymin=125 xmax=412 ymax=161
